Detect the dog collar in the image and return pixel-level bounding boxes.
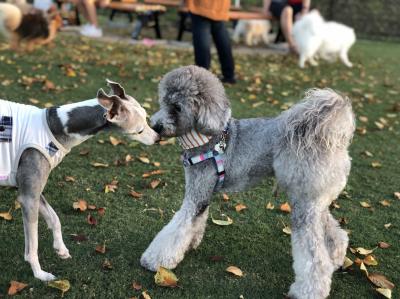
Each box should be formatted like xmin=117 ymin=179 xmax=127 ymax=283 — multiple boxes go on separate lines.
xmin=177 ymin=129 xmax=212 ymax=149
xmin=181 ymin=126 xmax=229 ymax=191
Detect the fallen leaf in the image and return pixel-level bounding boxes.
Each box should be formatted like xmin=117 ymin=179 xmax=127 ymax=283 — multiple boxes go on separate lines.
xmin=142 ymin=170 xmax=165 ymax=178
xmin=73 ymin=199 xmax=87 ymax=212
xmin=394 ymin=192 xmax=400 ymax=200
xmin=95 ymin=243 xmax=106 ymax=254
xmin=88 ymin=204 xmax=97 ymax=210
xmin=280 ymin=202 xmax=291 ymax=213
xmin=97 ymin=208 xmax=106 ymax=216
xmin=371 ymin=161 xmax=382 ymax=168
xmin=211 ymin=214 xmax=233 ymax=226
xmin=14 ymin=200 xmax=21 ymax=210
xmin=266 ymin=202 xmax=274 ymax=210
xmin=359 ymin=116 xmax=368 ymax=123
xmin=91 ymin=162 xmax=109 ymax=168
xmin=102 ymin=258 xmax=112 ymax=270
xmin=149 ymin=179 xmax=161 ymax=189
xmin=377 ymin=242 xmax=390 ymax=249
xmin=282 ymin=226 xmax=292 ymax=235
xmin=70 ymin=234 xmax=88 ymax=242
xmin=125 ymin=154 xmax=133 ymax=162
xmin=360 ymin=201 xmax=372 ymax=208
xmin=138 ymin=157 xmax=150 ymax=164
xmin=8 ymin=281 xmax=28 ymax=295
xmin=65 ymin=176 xmax=75 ymax=182
xmin=226 ymin=266 xmax=243 ymax=277
xmin=364 ymin=255 xmax=378 ymax=266
xmin=235 ymin=203 xmax=247 ymax=212
xmin=342 ymin=257 xmax=353 ymax=269
xmin=87 ymin=214 xmax=98 ymax=226
xmin=47 ymin=280 xmax=70 ymax=297
xmin=368 ymin=273 xmax=395 ymax=290
xmin=154 ymin=267 xmax=179 ymax=287
xmin=109 ymin=136 xmax=122 ymax=146
xmin=132 ymin=281 xmax=142 ymax=291
xmin=360 ymin=262 xmax=369 ymax=276
xmin=79 ymin=149 xmax=90 ymax=156
xmin=363 ymin=150 xmax=373 ymax=157
xmin=104 ymin=180 xmax=118 ymax=193
xmin=380 ymin=200 xmax=391 ymax=207
xmin=222 ymin=193 xmax=230 ymax=202
xmin=140 ymin=291 xmax=151 ymax=299
xmin=130 ymin=190 xmax=143 ymax=199
xmin=375 ymin=288 xmax=392 ymax=299
xmin=43 ymin=79 xmax=56 ymax=91
xmin=355 ymin=247 xmax=375 ymax=255
xmin=384 ymin=223 xmax=392 ymax=229
xmin=0 ymin=211 xmax=12 ymax=221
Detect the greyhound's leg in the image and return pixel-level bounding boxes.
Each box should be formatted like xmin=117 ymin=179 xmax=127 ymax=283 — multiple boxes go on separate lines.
xmin=17 ymin=148 xmax=55 ymax=281
xmin=39 ymin=195 xmax=71 ymax=259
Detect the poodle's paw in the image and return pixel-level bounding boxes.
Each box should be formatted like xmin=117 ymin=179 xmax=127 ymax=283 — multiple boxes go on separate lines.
xmin=288 ymin=280 xmax=330 ymax=299
xmin=140 ymin=247 xmax=181 ymax=272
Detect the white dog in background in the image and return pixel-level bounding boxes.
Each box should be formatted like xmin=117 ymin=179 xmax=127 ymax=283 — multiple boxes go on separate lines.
xmin=292 ymin=10 xmax=356 ymax=68
xmin=232 ymin=20 xmax=271 ymax=46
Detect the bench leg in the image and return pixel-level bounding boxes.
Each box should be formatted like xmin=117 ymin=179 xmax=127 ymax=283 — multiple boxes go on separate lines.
xmin=109 ymin=9 xmax=117 ymax=21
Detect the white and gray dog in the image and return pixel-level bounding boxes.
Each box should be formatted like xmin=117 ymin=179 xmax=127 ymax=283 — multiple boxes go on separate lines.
xmin=0 ymin=80 xmax=159 ymax=281
xmin=142 ymin=66 xmax=355 ymax=299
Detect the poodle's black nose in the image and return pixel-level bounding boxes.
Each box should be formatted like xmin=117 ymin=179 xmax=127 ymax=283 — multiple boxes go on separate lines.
xmin=152 ymin=123 xmax=163 ymax=134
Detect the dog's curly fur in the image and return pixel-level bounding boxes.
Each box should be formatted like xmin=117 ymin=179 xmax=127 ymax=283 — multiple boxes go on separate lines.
xmin=142 ymin=65 xmax=355 ymax=299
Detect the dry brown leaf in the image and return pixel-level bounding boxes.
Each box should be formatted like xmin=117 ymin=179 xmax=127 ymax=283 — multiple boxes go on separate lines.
xmin=153 ymin=162 xmax=161 ymax=167
xmin=377 ymin=242 xmax=390 ymax=249
xmin=130 ymin=190 xmax=143 ymax=199
xmin=211 ymin=214 xmax=233 ymax=226
xmin=142 ymin=170 xmax=165 ymax=178
xmin=47 ymin=280 xmax=70 ymax=297
xmin=355 ymin=247 xmax=375 ymax=255
xmin=97 ymin=207 xmax=106 ymax=217
xmin=140 ymin=291 xmax=151 ymax=299
xmin=363 ymin=255 xmax=378 ymax=266
xmin=0 ymin=211 xmax=12 ymax=221
xmin=132 ymin=281 xmax=142 ymax=291
xmin=266 ymin=202 xmax=274 ymax=210
xmin=109 ymin=136 xmax=122 ymax=146
xmin=65 ymin=176 xmax=75 ymax=182
xmin=384 ymin=223 xmax=392 ymax=229
xmin=360 ymin=201 xmax=372 ymax=208
xmin=226 ymin=266 xmax=243 ymax=277
xmin=222 ymin=193 xmax=230 ymax=202
xmin=95 ymin=243 xmax=106 ymax=254
xmin=282 ymin=226 xmax=292 ymax=235
xmin=87 ymin=214 xmax=98 ymax=226
xmin=73 ymin=199 xmax=87 ymax=212
xmin=376 ymin=288 xmax=392 ymax=299
xmin=394 ymin=192 xmax=400 ymax=200
xmin=342 ymin=257 xmax=353 ymax=269
xmin=371 ymin=161 xmax=382 ymax=168
xmin=8 ymin=281 xmax=28 ymax=295
xmin=360 ymin=262 xmax=369 ymax=276
xmin=149 ymin=179 xmax=161 ymax=189
xmin=280 ymin=202 xmax=291 ymax=213
xmin=91 ymin=162 xmax=109 ymax=168
xmin=235 ymin=203 xmax=247 ymax=212
xmin=125 ymin=154 xmax=134 ymax=162
xmin=379 ymin=200 xmax=391 ymax=207
xmin=79 ymin=149 xmax=90 ymax=156
xmin=14 ymin=200 xmax=21 ymax=210
xmin=368 ymin=273 xmax=395 ymax=290
xmin=359 ymin=116 xmax=368 ymax=123
xmin=154 ymin=267 xmax=178 ymax=287
xmin=102 ymin=258 xmax=113 ymax=270
xmin=138 ymin=156 xmax=150 ymax=164
xmin=88 ymin=204 xmax=97 ymax=210
xmin=105 ymin=180 xmax=118 ymax=193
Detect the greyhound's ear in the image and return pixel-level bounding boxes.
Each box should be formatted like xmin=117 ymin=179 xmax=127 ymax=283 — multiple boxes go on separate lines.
xmin=106 ymin=79 xmax=126 ymax=99
xmin=97 ymin=88 xmax=120 ymax=110
xmin=97 ymin=88 xmax=128 ymax=122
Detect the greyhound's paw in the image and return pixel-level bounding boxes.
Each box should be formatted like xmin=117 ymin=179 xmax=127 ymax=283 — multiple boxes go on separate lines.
xmin=34 ymin=270 xmax=56 ymax=281
xmin=56 ymin=248 xmax=71 ymax=259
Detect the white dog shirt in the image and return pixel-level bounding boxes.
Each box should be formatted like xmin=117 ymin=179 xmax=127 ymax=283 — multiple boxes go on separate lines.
xmin=0 ymin=99 xmax=69 ymax=187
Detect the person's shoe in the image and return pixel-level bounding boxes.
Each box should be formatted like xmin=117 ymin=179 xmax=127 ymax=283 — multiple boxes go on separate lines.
xmin=80 ymin=24 xmax=103 ymax=38
xmin=220 ymin=76 xmax=237 ymax=85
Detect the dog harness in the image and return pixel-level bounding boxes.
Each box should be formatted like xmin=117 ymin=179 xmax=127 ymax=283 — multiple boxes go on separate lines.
xmin=179 ymin=127 xmax=228 ymax=191
xmin=0 ymin=99 xmax=69 ymax=187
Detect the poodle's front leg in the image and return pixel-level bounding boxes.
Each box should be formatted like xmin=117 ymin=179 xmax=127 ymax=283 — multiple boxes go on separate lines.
xmin=141 ymin=166 xmax=215 ymax=271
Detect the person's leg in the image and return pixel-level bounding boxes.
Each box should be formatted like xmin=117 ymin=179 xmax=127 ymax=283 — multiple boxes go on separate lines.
xmin=190 ymin=13 xmax=212 ymax=70
xmin=280 ymin=5 xmax=296 ymax=51
xmin=81 ymin=0 xmax=98 ymax=26
xmin=210 ymin=20 xmax=235 ymax=82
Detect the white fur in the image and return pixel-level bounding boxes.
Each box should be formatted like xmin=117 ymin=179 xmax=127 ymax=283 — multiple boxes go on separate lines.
xmin=0 ymin=3 xmax=22 ymax=37
xmin=292 ymin=10 xmax=356 ymax=68
xmin=232 ymin=20 xmax=272 ymax=46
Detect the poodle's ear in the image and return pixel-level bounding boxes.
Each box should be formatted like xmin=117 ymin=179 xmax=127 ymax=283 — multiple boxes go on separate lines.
xmin=195 ymin=100 xmax=231 ymax=135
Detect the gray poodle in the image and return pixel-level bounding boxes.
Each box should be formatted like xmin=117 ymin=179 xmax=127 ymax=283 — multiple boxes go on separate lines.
xmin=142 ymin=65 xmax=355 ymax=299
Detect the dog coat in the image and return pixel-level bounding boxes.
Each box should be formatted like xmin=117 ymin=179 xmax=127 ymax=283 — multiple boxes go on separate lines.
xmin=0 ymin=99 xmax=69 ymax=187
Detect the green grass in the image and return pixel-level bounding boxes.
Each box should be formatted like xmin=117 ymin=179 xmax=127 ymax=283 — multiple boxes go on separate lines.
xmin=0 ymin=37 xmax=399 ymax=299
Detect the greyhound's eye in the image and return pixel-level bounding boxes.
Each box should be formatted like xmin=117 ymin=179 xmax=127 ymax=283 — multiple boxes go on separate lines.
xmin=138 ymin=129 xmax=144 ymax=134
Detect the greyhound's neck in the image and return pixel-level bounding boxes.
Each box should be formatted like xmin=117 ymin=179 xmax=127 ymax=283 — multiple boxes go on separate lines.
xmin=46 ymin=99 xmax=110 ymax=150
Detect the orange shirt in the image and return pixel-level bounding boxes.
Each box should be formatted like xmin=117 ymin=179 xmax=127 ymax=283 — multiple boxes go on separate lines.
xmin=186 ymin=0 xmax=231 ymax=21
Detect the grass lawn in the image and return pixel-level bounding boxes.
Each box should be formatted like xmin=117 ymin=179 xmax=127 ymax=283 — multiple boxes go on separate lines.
xmin=0 ymin=36 xmax=399 ymax=298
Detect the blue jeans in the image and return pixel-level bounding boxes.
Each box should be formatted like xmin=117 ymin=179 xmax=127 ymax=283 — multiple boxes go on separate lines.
xmin=190 ymin=13 xmax=235 ymax=80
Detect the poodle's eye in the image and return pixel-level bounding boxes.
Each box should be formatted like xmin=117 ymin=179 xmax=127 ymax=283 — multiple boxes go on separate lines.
xmin=174 ymin=104 xmax=181 ymax=113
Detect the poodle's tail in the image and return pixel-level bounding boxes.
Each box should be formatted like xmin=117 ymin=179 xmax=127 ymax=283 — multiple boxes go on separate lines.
xmin=278 ymin=88 xmax=355 ymax=158
xmin=0 ymin=3 xmax=22 ymax=38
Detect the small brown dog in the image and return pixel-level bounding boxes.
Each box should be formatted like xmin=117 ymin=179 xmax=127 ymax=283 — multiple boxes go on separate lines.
xmin=0 ymin=2 xmax=62 ymax=51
